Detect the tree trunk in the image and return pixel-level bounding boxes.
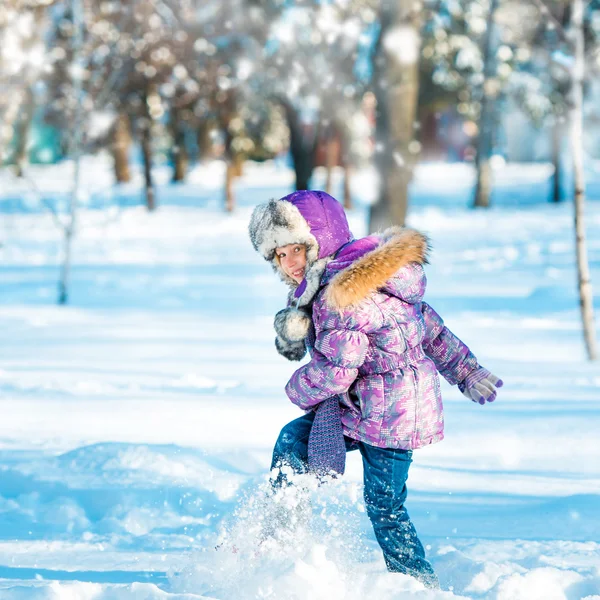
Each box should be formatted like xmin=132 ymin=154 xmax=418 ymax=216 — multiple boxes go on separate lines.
xmin=59 ymin=0 xmax=84 ymax=305
xmin=13 ymin=86 xmax=35 ymax=178
xmin=222 ymin=108 xmax=241 ymax=211
xmin=295 ymin=152 xmax=315 ymax=190
xmin=280 ymin=99 xmax=318 ymax=191
xmin=343 ymin=165 xmax=352 ymax=209
xmin=570 ymin=0 xmax=598 ymax=360
xmin=224 ymin=155 xmax=243 ymax=212
xmin=0 ymin=90 xmax=22 ymax=166
xmin=172 ymin=140 xmax=188 ymax=183
xmin=339 ymin=125 xmax=352 ymax=208
xmin=225 ymin=160 xmax=236 ymax=212
xmin=369 ymin=1 xmax=421 ymax=232
xmin=324 ymin=126 xmax=337 ymax=194
xmin=112 ymin=113 xmax=131 ymax=183
xmin=141 ymin=121 xmax=156 ymax=211
xmin=171 ymin=111 xmax=188 ymax=183
xmin=473 ymin=0 xmax=500 ymax=209
xmin=551 ymin=119 xmax=562 ymax=203
xmin=198 ymin=119 xmax=213 ymax=160
xmin=475 ymin=159 xmax=493 ymax=208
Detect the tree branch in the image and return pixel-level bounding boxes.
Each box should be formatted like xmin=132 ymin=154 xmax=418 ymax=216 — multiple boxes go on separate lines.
xmin=8 ymin=167 xmax=67 ymax=231
xmin=529 ymin=0 xmax=573 ymax=47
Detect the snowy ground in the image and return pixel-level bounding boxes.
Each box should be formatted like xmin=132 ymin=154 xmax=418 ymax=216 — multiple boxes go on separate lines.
xmin=0 ymin=158 xmax=599 ymax=599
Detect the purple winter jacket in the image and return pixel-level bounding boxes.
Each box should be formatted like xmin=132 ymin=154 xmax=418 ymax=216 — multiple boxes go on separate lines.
xmin=285 ymin=229 xmax=478 ymax=450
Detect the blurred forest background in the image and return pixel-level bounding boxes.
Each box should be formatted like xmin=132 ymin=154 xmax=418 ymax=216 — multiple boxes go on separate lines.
xmin=0 ymin=0 xmax=599 ymax=357
xmin=3 ymin=0 xmax=600 ymax=213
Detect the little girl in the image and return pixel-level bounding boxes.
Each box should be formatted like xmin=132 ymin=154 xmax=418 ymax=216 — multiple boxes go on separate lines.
xmin=248 ymin=190 xmax=502 ymax=588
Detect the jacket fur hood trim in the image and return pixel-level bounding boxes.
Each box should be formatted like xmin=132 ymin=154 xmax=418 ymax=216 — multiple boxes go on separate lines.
xmin=325 ymin=227 xmax=430 ymax=311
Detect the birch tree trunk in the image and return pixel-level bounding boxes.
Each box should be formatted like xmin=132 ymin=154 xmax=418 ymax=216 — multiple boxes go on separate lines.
xmin=570 ymin=0 xmax=598 ymax=360
xmin=473 ymin=0 xmax=499 ymax=209
xmin=58 ymin=0 xmax=84 ymax=305
xmin=369 ymin=0 xmax=421 ymax=232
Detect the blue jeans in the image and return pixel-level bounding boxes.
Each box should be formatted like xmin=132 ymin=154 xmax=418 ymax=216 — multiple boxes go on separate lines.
xmin=271 ymin=412 xmax=439 ymax=588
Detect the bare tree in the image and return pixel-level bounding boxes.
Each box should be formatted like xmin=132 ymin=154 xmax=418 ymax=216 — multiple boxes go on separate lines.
xmin=279 ymin=97 xmax=319 ymax=192
xmin=251 ymin=0 xmax=373 ymax=194
xmin=369 ymin=0 xmax=421 ymax=231
xmin=169 ymin=107 xmax=188 ymax=183
xmin=473 ymin=0 xmax=500 ymax=208
xmin=111 ymin=113 xmax=132 ymax=183
xmin=58 ymin=0 xmax=85 ymax=305
xmin=570 ymin=0 xmax=597 ymax=360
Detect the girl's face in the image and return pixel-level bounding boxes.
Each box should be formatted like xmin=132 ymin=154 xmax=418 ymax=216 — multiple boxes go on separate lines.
xmin=276 ymin=244 xmax=307 ymax=283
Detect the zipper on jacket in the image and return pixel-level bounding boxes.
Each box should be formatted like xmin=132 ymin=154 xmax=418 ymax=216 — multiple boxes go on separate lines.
xmin=410 ymin=363 xmax=420 ymax=448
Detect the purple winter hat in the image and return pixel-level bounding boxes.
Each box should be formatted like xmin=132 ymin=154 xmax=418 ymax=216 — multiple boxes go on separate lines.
xmin=249 ymin=190 xmax=353 ymax=304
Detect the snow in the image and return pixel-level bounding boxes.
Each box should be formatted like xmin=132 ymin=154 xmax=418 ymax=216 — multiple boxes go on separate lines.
xmin=0 ymin=157 xmax=599 ymax=598
xmin=383 ymin=26 xmax=421 ymax=65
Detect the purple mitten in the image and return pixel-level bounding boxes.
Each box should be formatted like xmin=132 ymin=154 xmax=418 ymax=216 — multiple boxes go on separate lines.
xmin=307 ymin=397 xmax=346 ymax=476
xmin=458 ymin=367 xmax=503 ymax=405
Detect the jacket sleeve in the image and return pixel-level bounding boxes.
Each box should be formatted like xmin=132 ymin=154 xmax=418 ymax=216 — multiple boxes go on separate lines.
xmin=420 ymin=302 xmax=478 ymax=385
xmin=285 ymin=316 xmax=370 ymax=411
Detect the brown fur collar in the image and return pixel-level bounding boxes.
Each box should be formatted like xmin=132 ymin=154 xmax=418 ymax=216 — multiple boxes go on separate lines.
xmin=324 ymin=227 xmax=429 ymax=311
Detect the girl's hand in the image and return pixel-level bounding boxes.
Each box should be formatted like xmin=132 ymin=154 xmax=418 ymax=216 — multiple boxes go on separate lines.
xmin=274 ymin=306 xmax=311 ymax=342
xmin=458 ymin=367 xmax=503 ymax=405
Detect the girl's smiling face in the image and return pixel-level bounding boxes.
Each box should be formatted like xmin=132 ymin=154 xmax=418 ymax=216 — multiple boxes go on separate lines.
xmin=276 ymin=244 xmax=307 ymax=283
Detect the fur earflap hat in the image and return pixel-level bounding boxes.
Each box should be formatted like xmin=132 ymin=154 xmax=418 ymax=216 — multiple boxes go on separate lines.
xmin=249 ymin=190 xmax=353 ymax=360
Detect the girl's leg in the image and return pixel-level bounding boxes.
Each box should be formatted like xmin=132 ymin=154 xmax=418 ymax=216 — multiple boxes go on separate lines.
xmin=359 ymin=443 xmax=439 ymax=589
xmin=264 ymin=413 xmax=360 ymax=544
xmin=270 ymin=412 xmax=359 ymax=486
xmin=262 ymin=413 xmax=317 ymax=543
xmin=270 ymin=412 xmax=316 ymax=487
